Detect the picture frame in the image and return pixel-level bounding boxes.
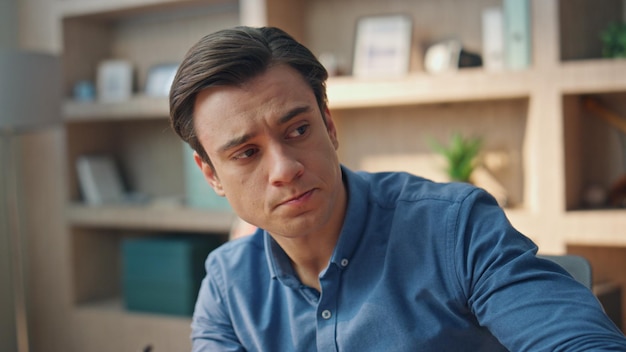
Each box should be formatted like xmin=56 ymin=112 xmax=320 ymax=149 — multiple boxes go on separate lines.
xmin=352 ymin=14 xmax=413 ymax=78
xmin=145 ymin=63 xmax=179 ymax=97
xmin=97 ymin=59 xmax=133 ymax=102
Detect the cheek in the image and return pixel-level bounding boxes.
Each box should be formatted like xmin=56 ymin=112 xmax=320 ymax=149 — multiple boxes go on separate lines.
xmin=222 ymin=172 xmax=265 ymax=210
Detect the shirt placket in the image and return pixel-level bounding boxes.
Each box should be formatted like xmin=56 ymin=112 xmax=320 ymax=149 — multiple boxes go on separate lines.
xmin=315 ymin=262 xmax=343 ymax=352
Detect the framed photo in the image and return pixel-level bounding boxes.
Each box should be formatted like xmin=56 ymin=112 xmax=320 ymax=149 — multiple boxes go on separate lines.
xmin=352 ymin=14 xmax=413 ymax=78
xmin=97 ymin=59 xmax=133 ymax=102
xmin=145 ymin=63 xmax=179 ymax=97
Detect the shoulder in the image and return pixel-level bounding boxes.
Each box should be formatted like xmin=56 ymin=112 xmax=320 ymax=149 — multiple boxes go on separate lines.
xmin=206 ymin=228 xmax=266 ymax=273
xmin=352 ymin=169 xmax=483 ymax=208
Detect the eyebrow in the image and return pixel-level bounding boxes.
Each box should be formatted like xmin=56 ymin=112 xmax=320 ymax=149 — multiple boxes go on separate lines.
xmin=278 ymin=105 xmax=311 ymax=125
xmin=217 ymin=105 xmax=312 ymax=153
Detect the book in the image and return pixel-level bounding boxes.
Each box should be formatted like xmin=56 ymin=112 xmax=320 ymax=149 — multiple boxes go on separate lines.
xmin=76 ymin=155 xmax=125 ymax=205
xmin=482 ymin=6 xmax=505 ymax=71
xmin=503 ymin=0 xmax=532 ymax=70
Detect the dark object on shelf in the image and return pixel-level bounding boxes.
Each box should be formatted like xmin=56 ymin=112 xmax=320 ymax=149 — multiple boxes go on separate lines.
xmin=608 ymin=174 xmax=626 ymax=208
xmin=600 ymin=22 xmax=626 ymax=58
xmin=122 ymin=235 xmax=223 ymax=316
xmin=424 ymin=40 xmax=483 ymax=74
xmin=458 ymin=49 xmax=483 ymax=68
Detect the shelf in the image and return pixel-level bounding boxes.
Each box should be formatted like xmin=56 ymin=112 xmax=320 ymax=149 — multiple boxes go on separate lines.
xmin=563 ymin=209 xmax=626 ymax=246
xmin=62 ymin=69 xmax=534 ymax=122
xmin=67 ymin=202 xmax=236 ymax=233
xmin=559 ymin=59 xmax=626 ymax=94
xmin=61 ymin=60 xmax=626 ymax=119
xmin=328 ymin=69 xmax=533 ymax=109
xmin=64 ymin=95 xmax=169 ymax=122
xmin=55 ymin=0 xmax=235 ymax=19
xmin=76 ymin=296 xmax=191 ymax=321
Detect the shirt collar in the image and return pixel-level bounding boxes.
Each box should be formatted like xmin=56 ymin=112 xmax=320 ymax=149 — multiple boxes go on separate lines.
xmin=264 ymin=165 xmax=370 ymax=285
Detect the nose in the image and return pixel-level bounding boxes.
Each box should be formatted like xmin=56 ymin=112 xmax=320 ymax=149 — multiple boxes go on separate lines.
xmin=267 ymin=143 xmax=303 ymax=186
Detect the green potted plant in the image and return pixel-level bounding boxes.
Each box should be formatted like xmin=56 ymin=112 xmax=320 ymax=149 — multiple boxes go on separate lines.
xmin=600 ymin=22 xmax=626 ymax=58
xmin=429 ymin=133 xmax=483 ymax=183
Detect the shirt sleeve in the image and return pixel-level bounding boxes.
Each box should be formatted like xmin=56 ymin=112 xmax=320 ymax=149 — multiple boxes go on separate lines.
xmin=452 ymin=188 xmax=626 ymax=351
xmin=191 ymin=255 xmax=244 ymax=352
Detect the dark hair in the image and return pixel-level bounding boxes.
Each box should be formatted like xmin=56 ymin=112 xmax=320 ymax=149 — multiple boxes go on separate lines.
xmin=169 ymin=26 xmax=329 ymax=167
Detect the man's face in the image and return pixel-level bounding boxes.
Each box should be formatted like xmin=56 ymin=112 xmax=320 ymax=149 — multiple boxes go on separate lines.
xmin=193 ymin=64 xmax=345 ymax=239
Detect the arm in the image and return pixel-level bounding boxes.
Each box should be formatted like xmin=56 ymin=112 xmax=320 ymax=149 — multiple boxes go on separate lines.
xmin=454 ymin=189 xmax=626 ymax=351
xmin=191 ymin=257 xmax=244 ymax=352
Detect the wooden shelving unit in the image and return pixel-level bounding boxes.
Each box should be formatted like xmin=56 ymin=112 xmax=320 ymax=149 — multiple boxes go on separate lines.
xmin=45 ymin=0 xmax=626 ymax=350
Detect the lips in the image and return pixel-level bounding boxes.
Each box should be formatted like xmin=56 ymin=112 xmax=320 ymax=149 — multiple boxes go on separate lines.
xmin=278 ymin=189 xmax=315 ymax=207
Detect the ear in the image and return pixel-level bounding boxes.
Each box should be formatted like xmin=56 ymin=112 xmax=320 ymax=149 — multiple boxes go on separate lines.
xmin=193 ymin=151 xmax=226 ymax=197
xmin=323 ymin=107 xmax=339 ymax=150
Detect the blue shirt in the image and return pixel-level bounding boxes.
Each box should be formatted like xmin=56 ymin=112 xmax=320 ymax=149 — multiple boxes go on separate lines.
xmin=191 ymin=166 xmax=626 ymax=351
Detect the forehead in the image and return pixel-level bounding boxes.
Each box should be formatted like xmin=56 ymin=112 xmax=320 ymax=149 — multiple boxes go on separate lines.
xmin=194 ymin=64 xmax=314 ymax=117
xmin=192 ymin=65 xmax=317 ymax=148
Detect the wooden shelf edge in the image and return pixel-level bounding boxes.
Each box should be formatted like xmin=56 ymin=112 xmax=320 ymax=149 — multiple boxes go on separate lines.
xmin=66 ymin=202 xmax=236 ymax=233
xmin=559 ymin=59 xmax=626 ymax=94
xmin=327 ymin=69 xmax=533 ymax=110
xmin=55 ymin=0 xmax=234 ymax=20
xmin=75 ymin=297 xmax=192 ymax=322
xmin=63 ymin=95 xmax=169 ymax=122
xmin=563 ymin=209 xmax=626 ymax=246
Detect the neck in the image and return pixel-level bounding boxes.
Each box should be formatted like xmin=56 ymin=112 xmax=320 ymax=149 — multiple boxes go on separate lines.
xmin=279 ymin=234 xmax=338 ymax=291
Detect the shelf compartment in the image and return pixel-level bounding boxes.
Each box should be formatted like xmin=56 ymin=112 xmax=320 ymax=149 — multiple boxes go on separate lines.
xmin=72 ymin=229 xmax=227 ymax=306
xmin=66 ymin=119 xmax=187 ymax=203
xmin=333 ymin=97 xmax=529 ymax=208
xmin=61 ymin=0 xmax=239 ymax=99
xmin=563 ymin=91 xmax=626 ymax=211
xmin=559 ymin=0 xmax=625 ymax=62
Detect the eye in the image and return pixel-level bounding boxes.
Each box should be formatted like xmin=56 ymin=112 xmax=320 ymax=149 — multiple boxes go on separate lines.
xmin=232 ymin=147 xmax=258 ymax=161
xmin=287 ymin=124 xmax=309 ymax=139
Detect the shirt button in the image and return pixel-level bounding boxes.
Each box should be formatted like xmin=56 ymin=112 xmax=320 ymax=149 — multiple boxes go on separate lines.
xmin=340 ymin=258 xmax=349 ymax=267
xmin=321 ymin=310 xmax=332 ymax=320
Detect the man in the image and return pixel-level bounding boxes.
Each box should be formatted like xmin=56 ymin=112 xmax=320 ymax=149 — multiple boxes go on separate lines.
xmin=169 ymin=26 xmax=626 ymax=351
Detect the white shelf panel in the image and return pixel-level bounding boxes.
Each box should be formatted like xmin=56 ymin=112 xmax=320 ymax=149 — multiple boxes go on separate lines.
xmin=67 ymin=202 xmax=236 ymax=233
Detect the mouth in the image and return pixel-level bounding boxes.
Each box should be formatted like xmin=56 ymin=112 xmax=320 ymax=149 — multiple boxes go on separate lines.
xmin=278 ymin=189 xmax=315 ymax=207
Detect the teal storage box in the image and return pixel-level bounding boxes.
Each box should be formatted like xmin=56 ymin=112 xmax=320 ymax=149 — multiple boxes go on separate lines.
xmin=122 ymin=235 xmax=222 ymax=316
